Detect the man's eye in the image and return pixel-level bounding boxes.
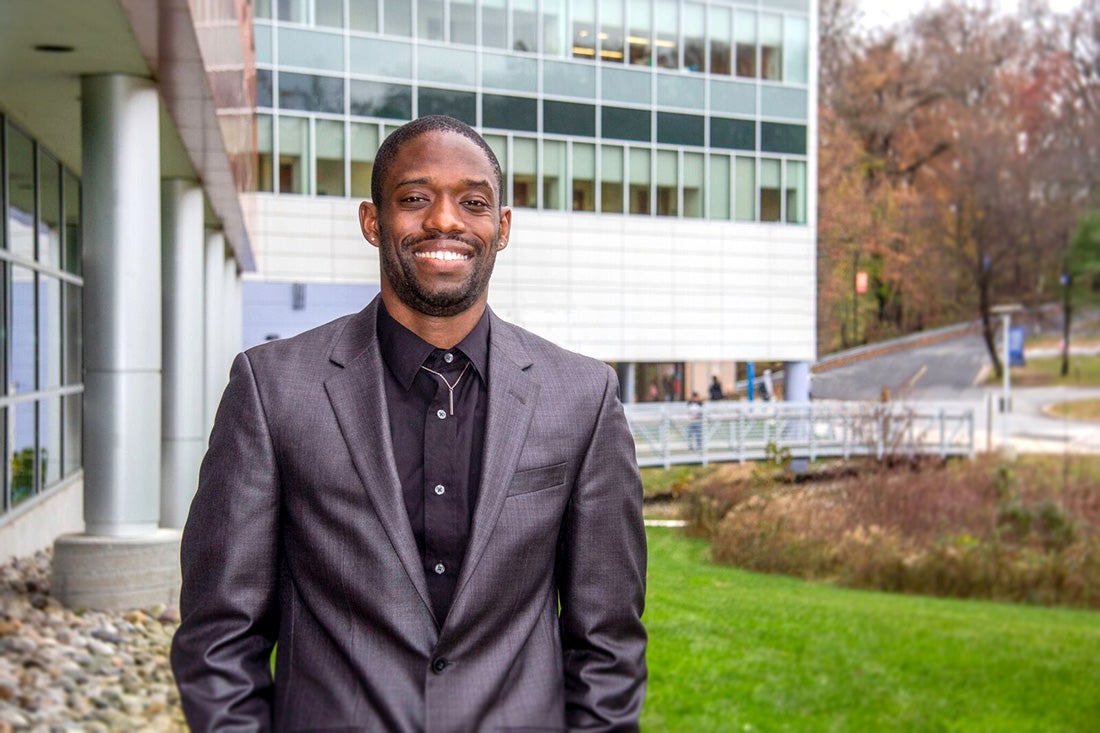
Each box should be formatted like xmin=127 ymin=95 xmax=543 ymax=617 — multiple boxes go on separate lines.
xmin=463 ymin=200 xmax=489 ymax=208
xmin=400 ymin=195 xmax=427 ymax=203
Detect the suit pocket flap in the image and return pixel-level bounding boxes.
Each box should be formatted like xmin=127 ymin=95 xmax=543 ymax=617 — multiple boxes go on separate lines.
xmin=507 ymin=462 xmax=567 ymax=497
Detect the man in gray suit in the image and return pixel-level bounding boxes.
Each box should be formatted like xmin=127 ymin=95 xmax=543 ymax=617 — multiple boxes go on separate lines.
xmin=171 ymin=115 xmax=647 ymax=731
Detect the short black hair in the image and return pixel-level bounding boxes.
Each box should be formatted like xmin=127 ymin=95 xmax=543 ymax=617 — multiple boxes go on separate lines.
xmin=370 ymin=115 xmax=504 ymax=208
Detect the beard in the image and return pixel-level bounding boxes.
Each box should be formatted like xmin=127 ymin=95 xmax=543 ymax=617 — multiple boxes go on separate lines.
xmin=377 ymin=225 xmax=500 ymax=318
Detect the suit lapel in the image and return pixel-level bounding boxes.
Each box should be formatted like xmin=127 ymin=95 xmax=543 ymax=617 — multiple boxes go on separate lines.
xmin=451 ymin=314 xmax=539 ymax=612
xmin=323 ymin=299 xmax=435 ymax=621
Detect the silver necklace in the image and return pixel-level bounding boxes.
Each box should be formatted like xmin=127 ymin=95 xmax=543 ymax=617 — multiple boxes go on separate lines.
xmin=420 ymin=362 xmax=471 ymax=415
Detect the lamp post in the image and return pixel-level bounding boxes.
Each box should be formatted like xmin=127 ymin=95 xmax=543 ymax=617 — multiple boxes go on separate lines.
xmin=991 ymin=303 xmax=1022 ymax=450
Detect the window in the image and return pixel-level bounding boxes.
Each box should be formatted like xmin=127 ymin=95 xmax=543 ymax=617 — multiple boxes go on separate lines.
xmin=785 ymin=15 xmax=809 ymax=84
xmin=655 ymin=0 xmax=678 ymax=69
xmin=760 ymin=14 xmax=783 ymax=81
xmin=600 ymin=0 xmax=625 ymax=62
xmin=315 ymin=0 xmax=343 ymax=27
xmin=601 ymin=144 xmax=625 ymax=213
xmin=350 ymin=80 xmax=412 ymax=120
xmin=761 ymin=122 xmax=807 ymax=155
xmin=543 ymin=0 xmax=566 ymax=55
xmin=257 ymin=69 xmax=273 ymax=108
xmin=484 ymin=95 xmax=537 ymax=131
xmin=785 ymin=160 xmax=807 ymax=224
xmin=572 ymin=142 xmax=595 ymax=212
xmin=7 ymin=124 xmax=34 ymax=261
xmin=257 ymin=114 xmax=275 ymax=192
xmin=683 ymin=152 xmax=704 ymax=218
xmin=709 ymin=154 xmax=731 ymax=220
xmin=383 ymin=0 xmax=412 ymax=36
xmin=484 ymin=134 xmax=508 ymax=201
xmin=278 ymin=116 xmax=310 ymax=194
xmin=513 ymin=137 xmax=538 ymax=208
xmin=602 ymin=107 xmax=650 ymax=143
xmin=657 ymin=112 xmax=704 ymax=147
xmin=417 ymin=88 xmax=476 ymax=125
xmin=735 ymin=10 xmax=756 ymax=78
xmin=628 ymin=0 xmax=651 ymax=66
xmin=63 ymin=170 xmax=80 ymax=275
xmin=482 ymin=0 xmax=507 ymax=48
xmin=417 ymin=0 xmax=443 ymax=40
xmin=450 ymin=0 xmax=475 ymax=44
xmin=760 ymin=158 xmax=781 ymax=222
xmin=711 ymin=117 xmax=755 ymax=151
xmin=572 ymin=0 xmax=596 ymax=59
xmin=513 ymin=0 xmax=538 ymax=52
xmin=349 ymin=0 xmax=378 ymax=32
xmin=709 ymin=6 xmax=732 ymax=76
xmin=629 ymin=147 xmax=651 ymax=214
xmin=544 ymin=101 xmax=596 ymax=137
xmin=542 ymin=140 xmax=566 ymax=210
xmin=350 ymin=122 xmax=379 ymax=198
xmin=38 ymin=150 xmax=62 ymax=269
xmin=735 ymin=156 xmax=755 ymax=221
xmin=683 ymin=2 xmax=705 ymax=72
xmin=656 ymin=150 xmax=677 ymax=216
xmin=279 ymin=72 xmax=344 ymax=114
xmin=278 ymin=0 xmax=307 ymax=23
xmin=315 ymin=119 xmax=345 ymax=197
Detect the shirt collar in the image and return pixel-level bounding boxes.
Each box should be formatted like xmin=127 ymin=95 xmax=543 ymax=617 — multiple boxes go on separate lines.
xmin=377 ymin=301 xmax=491 ymax=392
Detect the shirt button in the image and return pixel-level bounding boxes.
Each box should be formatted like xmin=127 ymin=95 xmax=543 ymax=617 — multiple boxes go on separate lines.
xmin=436 ymin=409 xmax=447 ymax=420
xmin=434 ymin=563 xmax=446 ymax=575
xmin=434 ymin=484 xmax=445 ymax=496
xmin=443 ymin=352 xmax=454 ymax=363
xmin=432 ymin=658 xmax=448 ymax=673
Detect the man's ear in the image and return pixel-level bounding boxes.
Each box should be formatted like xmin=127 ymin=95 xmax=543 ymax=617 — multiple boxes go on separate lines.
xmin=497 ymin=206 xmax=513 ymax=251
xmin=359 ymin=201 xmax=380 ymax=248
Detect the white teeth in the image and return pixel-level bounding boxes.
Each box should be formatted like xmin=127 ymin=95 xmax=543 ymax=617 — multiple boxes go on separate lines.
xmin=415 ymin=250 xmax=469 ymax=261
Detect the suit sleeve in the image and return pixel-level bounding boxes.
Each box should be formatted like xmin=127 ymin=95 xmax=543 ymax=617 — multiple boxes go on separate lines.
xmin=171 ymin=352 xmax=281 ymax=732
xmin=557 ymin=365 xmax=648 ymax=731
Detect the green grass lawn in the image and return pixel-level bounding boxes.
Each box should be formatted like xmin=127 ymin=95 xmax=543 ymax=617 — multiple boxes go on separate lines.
xmin=642 ymin=527 xmax=1100 ymax=732
xmin=1014 ymin=354 xmax=1100 ymax=387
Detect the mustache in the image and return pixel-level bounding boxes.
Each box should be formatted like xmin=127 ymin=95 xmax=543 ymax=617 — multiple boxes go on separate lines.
xmin=399 ymin=232 xmax=486 ymax=250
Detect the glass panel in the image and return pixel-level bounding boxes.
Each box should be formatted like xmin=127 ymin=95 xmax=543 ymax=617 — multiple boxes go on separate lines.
xmin=760 ymin=14 xmax=783 ymax=81
xmin=350 ymin=80 xmax=413 ymax=119
xmin=735 ymin=10 xmax=757 ymax=78
xmin=543 ymin=60 xmax=596 ymax=97
xmin=657 ymin=112 xmax=704 ymax=146
xmin=601 ymin=144 xmax=624 ymax=213
xmin=656 ymin=73 xmax=704 ymax=108
xmin=450 ymin=0 xmax=475 ymax=44
xmin=601 ymin=107 xmax=650 ymax=142
xmin=544 ymin=101 xmax=595 ymax=137
xmin=683 ymin=2 xmax=705 ymax=72
xmin=572 ymin=0 xmax=596 ymax=59
xmin=280 ymin=72 xmax=344 ymax=114
xmin=278 ymin=116 xmax=310 ymax=194
xmin=7 ymin=123 xmax=34 ymax=261
xmin=629 ymin=147 xmax=650 ymax=214
xmin=655 ymin=0 xmax=678 ymax=69
xmin=572 ymin=142 xmax=595 ymax=212
xmin=256 ymin=0 xmax=273 ymax=18
xmin=417 ymin=46 xmax=476 ymax=85
xmin=484 ymin=134 xmax=508 ymax=201
xmin=40 ymin=396 xmax=61 ymax=488
xmin=785 ymin=15 xmax=809 ymax=84
xmin=258 ymin=114 xmax=275 ymax=192
xmin=761 ymin=86 xmax=809 ymax=120
xmin=656 ymin=150 xmax=677 ymax=216
xmin=484 ymin=95 xmax=537 ymax=131
xmin=709 ymin=153 xmax=731 ymax=220
xmin=710 ymin=6 xmax=732 ymax=76
xmin=62 ymin=394 xmax=82 ymax=478
xmin=628 ymin=0 xmax=651 ymax=66
xmin=315 ymin=119 xmax=345 ymax=197
xmin=735 ymin=156 xmax=755 ymax=221
xmin=63 ymin=281 xmax=81 ymax=386
xmin=350 ymin=38 xmax=413 ymax=78
xmin=417 ymin=88 xmax=476 ymax=125
xmin=38 ymin=150 xmax=61 ymax=268
xmin=349 ymin=0 xmax=379 ymax=32
xmin=600 ymin=0 xmax=625 ymax=62
xmin=785 ymin=159 xmax=807 ymax=224
xmin=278 ymin=0 xmax=307 ymax=23
xmin=350 ymin=122 xmax=379 ymax=198
xmin=39 ymin=274 xmax=61 ymax=390
xmin=542 ymin=140 xmax=566 ymax=210
xmin=255 ymin=24 xmax=273 ymax=64
xmin=512 ymin=137 xmax=538 ymax=208
xmin=12 ymin=401 xmax=36 ymax=506
xmin=383 ymin=0 xmax=412 ymax=35
xmin=257 ymin=68 xmax=273 ymax=108
xmin=482 ymin=0 xmax=506 ymax=48
xmin=63 ymin=169 xmax=81 ymax=275
xmin=760 ymin=158 xmax=781 ymax=222
xmin=710 ymin=79 xmax=756 ymax=115
xmin=417 ymin=0 xmax=443 ymax=40
xmin=514 ymin=0 xmax=537 ymax=52
xmin=481 ymin=53 xmax=538 ymax=92
xmin=11 ymin=266 xmax=35 ymax=394
xmin=601 ymin=67 xmax=650 ymax=104
xmin=683 ymin=152 xmax=703 ymax=218
xmin=761 ymin=122 xmax=807 ymax=154
xmin=277 ymin=28 xmax=345 ymax=71
xmin=711 ymin=117 xmax=755 ymax=151
xmin=543 ymin=0 xmax=567 ymax=55
xmin=315 ymin=0 xmax=344 ymax=27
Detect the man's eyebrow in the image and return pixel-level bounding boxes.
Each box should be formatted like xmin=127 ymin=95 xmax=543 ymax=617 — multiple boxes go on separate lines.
xmin=393 ymin=176 xmax=431 ymax=189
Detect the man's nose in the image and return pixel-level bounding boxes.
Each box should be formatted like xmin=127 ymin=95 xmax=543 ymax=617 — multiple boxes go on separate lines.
xmin=423 ymin=196 xmax=464 ymax=234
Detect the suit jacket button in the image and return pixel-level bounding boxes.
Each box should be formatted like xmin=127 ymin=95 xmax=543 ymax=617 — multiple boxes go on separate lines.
xmin=432 ymin=658 xmax=448 ymax=673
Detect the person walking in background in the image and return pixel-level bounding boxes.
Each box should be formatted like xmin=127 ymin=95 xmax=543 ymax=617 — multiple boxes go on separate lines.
xmin=686 ymin=391 xmax=704 ymax=451
xmin=762 ymin=368 xmax=776 ymax=402
xmin=708 ymin=374 xmax=723 ymax=401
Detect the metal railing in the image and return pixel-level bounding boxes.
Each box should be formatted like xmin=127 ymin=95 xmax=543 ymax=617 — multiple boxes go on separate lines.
xmin=624 ymin=401 xmax=975 ymax=468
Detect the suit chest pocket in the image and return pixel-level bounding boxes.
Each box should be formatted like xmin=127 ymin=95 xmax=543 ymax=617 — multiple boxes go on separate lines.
xmin=506 ymin=461 xmax=568 ymax=497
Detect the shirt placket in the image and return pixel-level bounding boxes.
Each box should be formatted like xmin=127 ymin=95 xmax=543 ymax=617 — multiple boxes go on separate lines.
xmin=421 ymin=355 xmax=464 ymax=606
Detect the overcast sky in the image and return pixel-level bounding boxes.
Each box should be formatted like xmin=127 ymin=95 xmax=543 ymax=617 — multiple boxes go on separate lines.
xmin=861 ymin=0 xmax=1085 ymax=28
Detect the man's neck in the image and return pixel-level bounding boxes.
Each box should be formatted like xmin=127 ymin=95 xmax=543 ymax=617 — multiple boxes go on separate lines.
xmin=380 ymin=292 xmax=486 ymax=349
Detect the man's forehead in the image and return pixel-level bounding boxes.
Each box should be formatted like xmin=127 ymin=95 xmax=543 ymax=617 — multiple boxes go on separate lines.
xmin=385 ymin=131 xmax=499 ymax=192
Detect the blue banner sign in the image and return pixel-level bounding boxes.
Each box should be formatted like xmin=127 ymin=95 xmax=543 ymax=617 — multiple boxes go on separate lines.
xmin=1008 ymin=326 xmax=1026 ymax=367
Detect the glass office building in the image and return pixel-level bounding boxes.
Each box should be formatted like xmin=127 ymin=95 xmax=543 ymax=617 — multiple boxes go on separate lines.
xmin=244 ymin=0 xmax=817 ymax=401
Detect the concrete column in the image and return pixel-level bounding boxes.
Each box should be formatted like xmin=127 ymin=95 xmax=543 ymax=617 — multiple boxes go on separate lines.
xmin=53 ymin=74 xmax=180 ymax=611
xmin=204 ymin=230 xmax=227 ymax=433
xmin=784 ymin=361 xmax=811 ymax=403
xmin=160 ymin=179 xmax=205 ymax=529
xmin=223 ymin=255 xmax=242 ymax=375
xmin=617 ymin=362 xmax=637 ymax=404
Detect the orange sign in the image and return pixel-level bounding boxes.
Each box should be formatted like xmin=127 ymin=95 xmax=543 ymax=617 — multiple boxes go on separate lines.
xmin=855 ymin=271 xmax=869 ymax=295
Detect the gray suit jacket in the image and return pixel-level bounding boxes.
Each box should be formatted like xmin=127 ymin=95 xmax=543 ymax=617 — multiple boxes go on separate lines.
xmin=171 ymin=297 xmax=647 ymax=732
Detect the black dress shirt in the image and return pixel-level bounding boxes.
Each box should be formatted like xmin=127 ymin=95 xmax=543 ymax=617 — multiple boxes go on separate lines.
xmin=376 ymin=303 xmax=489 ymax=623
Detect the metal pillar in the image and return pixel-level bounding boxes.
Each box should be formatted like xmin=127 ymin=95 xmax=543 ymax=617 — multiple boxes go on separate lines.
xmin=785 ymin=360 xmax=812 ymax=473
xmin=160 ymin=179 xmax=205 ymax=529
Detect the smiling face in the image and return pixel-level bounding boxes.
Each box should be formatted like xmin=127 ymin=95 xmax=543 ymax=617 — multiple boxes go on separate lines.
xmin=359 ymin=130 xmax=512 ymax=326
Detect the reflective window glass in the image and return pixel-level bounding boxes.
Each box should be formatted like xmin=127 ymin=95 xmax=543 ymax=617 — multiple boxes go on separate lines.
xmin=600 ymin=0 xmax=625 ymax=62
xmin=572 ymin=142 xmax=595 ymax=212
xmin=350 ymin=122 xmax=379 ymax=198
xmin=683 ymin=152 xmax=703 ymax=218
xmin=760 ymin=158 xmax=781 ymax=222
xmin=280 ymin=72 xmax=344 ymax=114
xmin=417 ymin=88 xmax=476 ymax=125
xmin=542 ymin=140 xmax=566 ymax=210
xmin=62 ymin=169 xmax=80 ymax=275
xmin=11 ymin=400 xmax=36 ymax=506
xmin=315 ymin=0 xmax=344 ymax=27
xmin=572 ymin=0 xmax=596 ymax=59
xmin=349 ymin=0 xmax=379 ymax=31
xmin=709 ymin=153 xmax=731 ymax=220
xmin=601 ymin=144 xmax=624 ymax=213
xmin=514 ymin=0 xmax=537 ymax=52
xmin=710 ymin=79 xmax=756 ymax=115
xmin=315 ymin=119 xmax=345 ymax=197
xmin=63 ymin=281 xmax=81 ymax=386
xmin=484 ymin=134 xmax=508 ymax=201
xmin=450 ymin=0 xmax=475 ymax=44
xmin=655 ymin=0 xmax=678 ymax=69
xmin=710 ymin=6 xmax=732 ymax=75
xmin=417 ymin=45 xmax=476 ymax=85
xmin=656 ymin=150 xmax=677 ymax=216
xmin=481 ymin=53 xmax=538 ymax=92
xmin=602 ymin=107 xmax=650 ymax=143
xmin=482 ymin=0 xmax=506 ymax=48
xmin=278 ymin=27 xmax=344 ymax=71
xmin=513 ymin=137 xmax=538 ymax=208
xmin=601 ymin=67 xmax=650 ymax=104
xmin=629 ymin=147 xmax=650 ymax=214
xmin=255 ymin=0 xmax=273 ymax=18
xmin=62 ymin=394 xmax=82 ymax=478
xmin=785 ymin=15 xmax=809 ymax=84
xmin=258 ymin=114 xmax=275 ymax=192
xmin=657 ymin=112 xmax=704 ymax=146
xmin=257 ymin=69 xmax=273 ymax=108
xmin=683 ymin=2 xmax=705 ymax=72
xmin=278 ymin=116 xmax=311 ymax=194
xmin=38 ymin=150 xmax=61 ymax=269
xmin=417 ymin=0 xmax=443 ymax=40
xmin=735 ymin=10 xmax=757 ymax=78
xmin=383 ymin=0 xmax=412 ymax=35
xmin=711 ymin=117 xmax=755 ymax=151
xmin=11 ymin=266 xmax=35 ymax=393
xmin=278 ymin=0 xmax=307 ymax=23
xmin=544 ymin=60 xmax=596 ymax=97
xmin=484 ymin=95 xmax=537 ymax=132
xmin=7 ymin=123 xmax=34 ymax=260
xmin=40 ymin=397 xmax=61 ymax=488
xmin=543 ymin=0 xmax=567 ymax=55
xmin=761 ymin=122 xmax=806 ymax=155
xmin=761 ymin=86 xmax=808 ymax=119
xmin=255 ymin=24 xmax=273 ymax=64
xmin=628 ymin=0 xmax=651 ymax=66
xmin=657 ymin=73 xmax=704 ymax=108
xmin=785 ymin=159 xmax=807 ymax=224
xmin=350 ymin=80 xmax=412 ymax=119
xmin=350 ymin=37 xmax=413 ymax=78
xmin=735 ymin=156 xmax=755 ymax=221
xmin=760 ymin=14 xmax=783 ymax=81
xmin=39 ymin=274 xmax=61 ymax=390
xmin=544 ymin=101 xmax=595 ymax=137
